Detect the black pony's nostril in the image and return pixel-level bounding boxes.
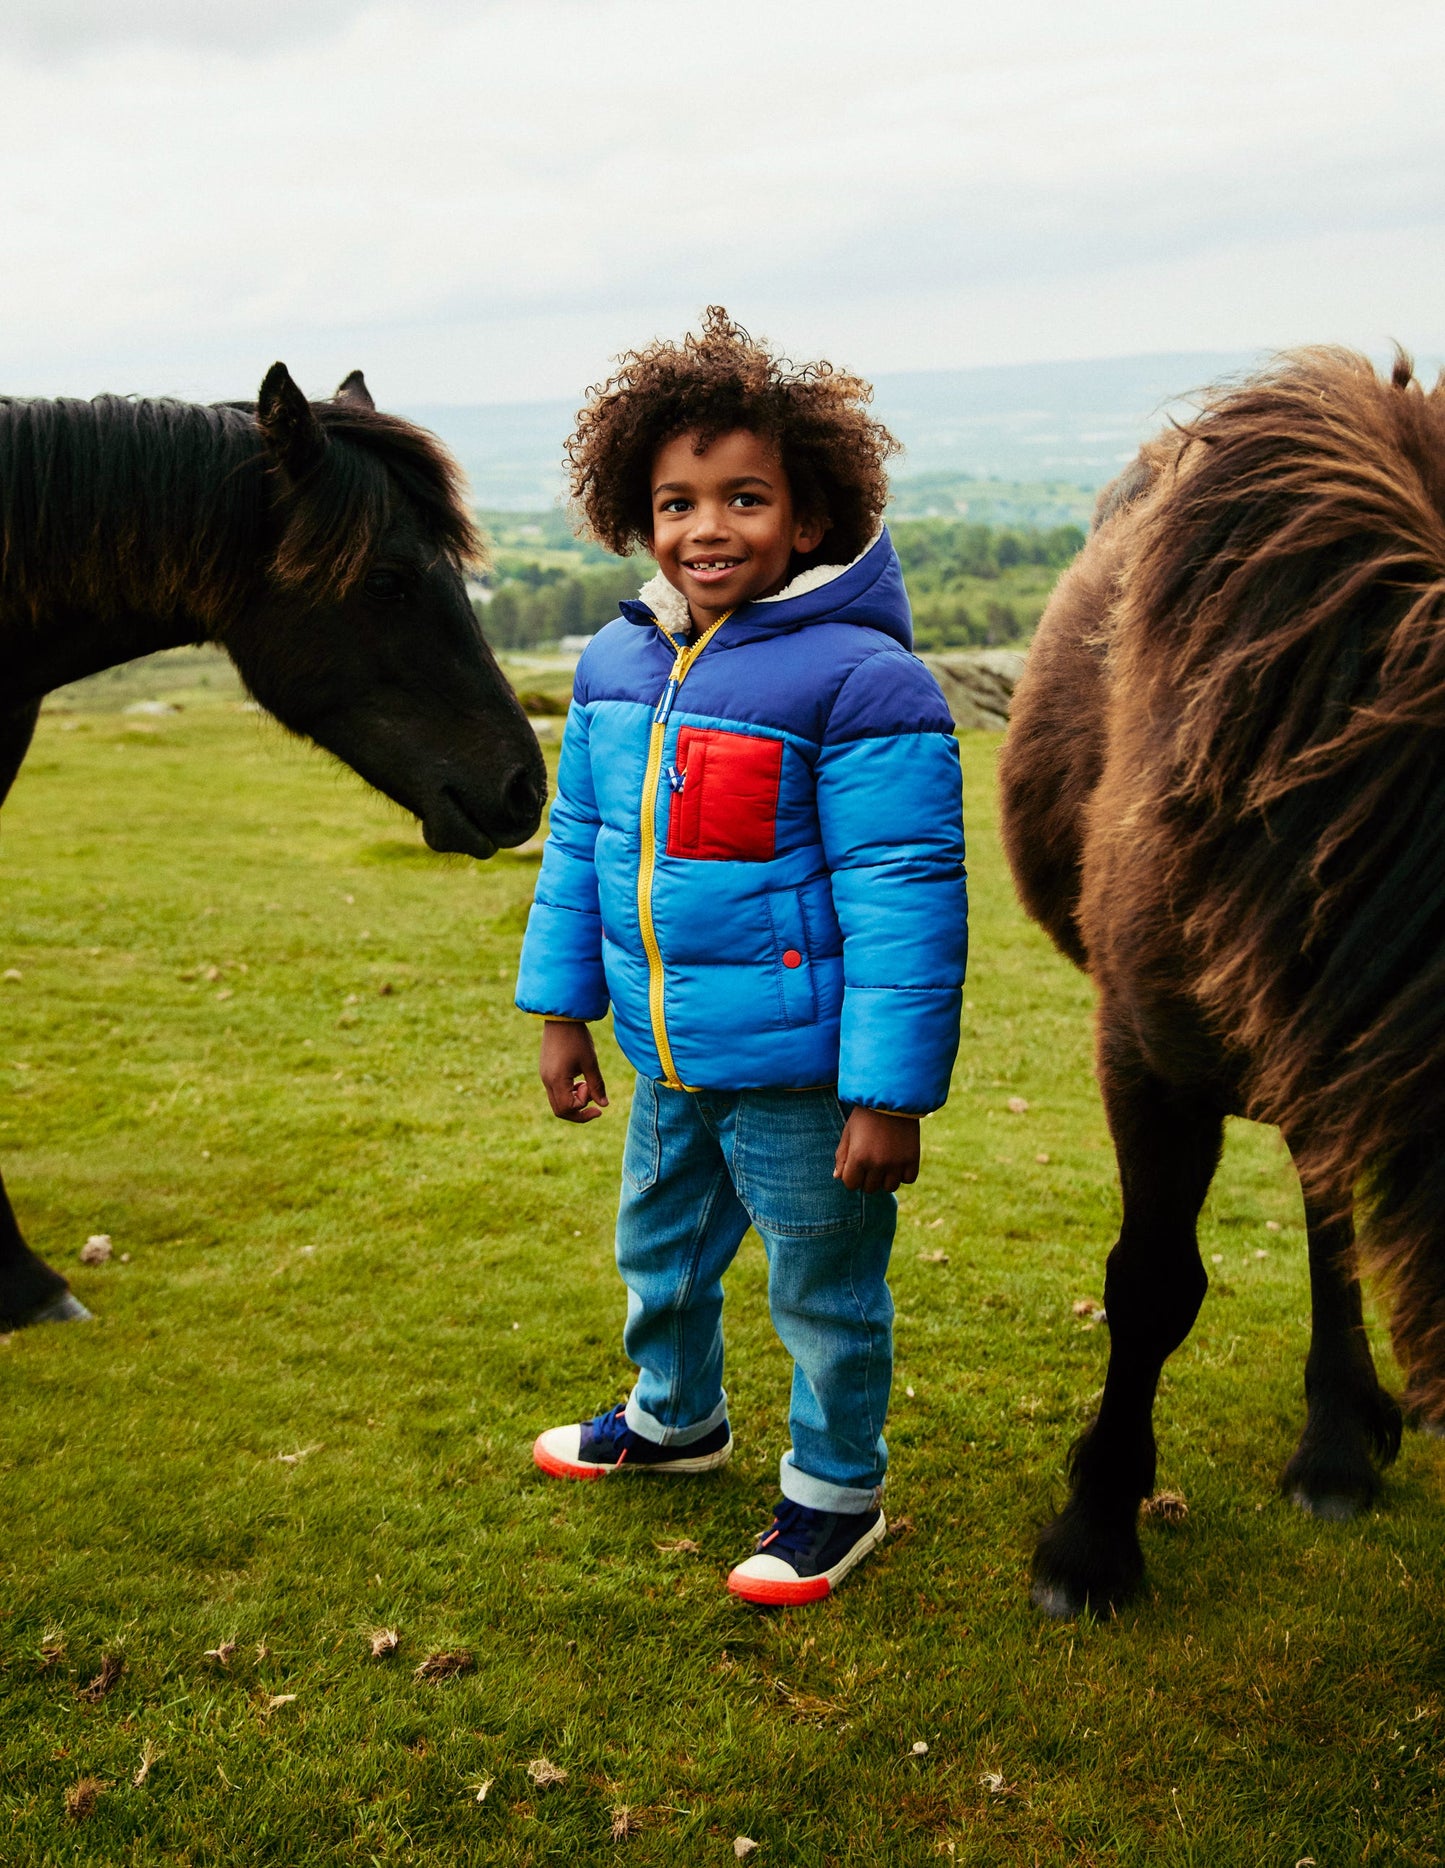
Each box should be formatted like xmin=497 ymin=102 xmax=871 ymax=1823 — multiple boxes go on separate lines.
xmin=502 ymin=763 xmax=545 ymax=830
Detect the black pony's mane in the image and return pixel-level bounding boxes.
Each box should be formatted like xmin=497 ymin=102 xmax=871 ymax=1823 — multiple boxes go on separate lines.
xmin=0 ymin=394 xmax=481 ymax=635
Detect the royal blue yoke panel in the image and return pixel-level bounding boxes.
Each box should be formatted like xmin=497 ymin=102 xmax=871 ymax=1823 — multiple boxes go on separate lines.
xmin=514 ymin=530 xmax=969 ymax=1114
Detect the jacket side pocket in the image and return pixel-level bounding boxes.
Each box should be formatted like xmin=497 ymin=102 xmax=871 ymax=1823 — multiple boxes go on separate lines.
xmin=622 ymin=1075 xmax=661 ymax=1193
xmin=765 ymin=892 xmax=817 ymax=1028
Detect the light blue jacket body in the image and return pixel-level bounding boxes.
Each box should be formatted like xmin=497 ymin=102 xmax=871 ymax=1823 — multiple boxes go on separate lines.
xmin=514 ymin=530 xmax=968 ymax=1115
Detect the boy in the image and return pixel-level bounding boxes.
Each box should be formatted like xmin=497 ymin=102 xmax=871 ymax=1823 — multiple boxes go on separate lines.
xmin=515 ymin=309 xmax=967 ymax=1604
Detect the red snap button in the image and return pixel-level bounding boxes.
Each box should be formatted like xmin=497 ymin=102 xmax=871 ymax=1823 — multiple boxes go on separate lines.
xmin=782 ymin=949 xmax=803 ymax=969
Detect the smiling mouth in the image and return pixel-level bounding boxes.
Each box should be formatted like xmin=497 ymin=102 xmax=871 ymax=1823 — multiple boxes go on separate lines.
xmin=684 ymin=558 xmax=743 ymax=581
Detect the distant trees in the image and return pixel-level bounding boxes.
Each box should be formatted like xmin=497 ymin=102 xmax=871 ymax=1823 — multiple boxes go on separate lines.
xmin=475 ymin=558 xmax=647 ymax=650
xmin=908 ymin=594 xmax=1021 ymax=652
xmin=472 ymin=516 xmax=1086 ymax=653
xmin=890 ymin=519 xmax=1084 ymax=590
xmin=892 ymin=519 xmax=1084 ymax=652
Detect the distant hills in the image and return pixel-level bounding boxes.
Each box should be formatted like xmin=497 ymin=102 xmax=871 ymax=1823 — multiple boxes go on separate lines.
xmin=870 ymin=352 xmax=1258 ymax=483
xmin=884 ymin=476 xmax=1095 ymax=528
xmin=406 ymin=350 xmax=1261 ymax=511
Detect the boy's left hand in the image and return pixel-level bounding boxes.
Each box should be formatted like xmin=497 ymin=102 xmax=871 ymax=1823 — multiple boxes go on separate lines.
xmin=834 ymin=1109 xmax=920 ymax=1194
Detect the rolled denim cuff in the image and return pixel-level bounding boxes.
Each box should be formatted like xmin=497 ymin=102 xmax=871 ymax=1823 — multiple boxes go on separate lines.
xmin=779 ymin=1451 xmax=884 ymax=1515
xmin=624 ymin=1387 xmax=729 ymax=1447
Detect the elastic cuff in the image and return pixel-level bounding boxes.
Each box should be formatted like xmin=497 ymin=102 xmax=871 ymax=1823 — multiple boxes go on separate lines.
xmin=624 ymin=1387 xmax=729 ymax=1447
xmin=779 ymin=1451 xmax=884 ymax=1515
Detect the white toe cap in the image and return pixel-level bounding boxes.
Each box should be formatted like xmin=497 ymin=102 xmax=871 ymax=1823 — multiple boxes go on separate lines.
xmin=729 ymin=1553 xmax=801 ymax=1583
xmin=536 ymin=1423 xmax=583 ymax=1462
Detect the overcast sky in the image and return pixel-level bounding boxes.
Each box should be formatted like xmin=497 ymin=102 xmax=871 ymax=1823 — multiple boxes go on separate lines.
xmin=1 ymin=0 xmax=1442 ymax=406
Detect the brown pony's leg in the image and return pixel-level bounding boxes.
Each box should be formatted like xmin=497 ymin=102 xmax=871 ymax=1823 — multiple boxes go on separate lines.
xmin=1032 ymin=1031 xmax=1222 ymax=1618
xmin=1278 ymin=1176 xmax=1401 ymax=1517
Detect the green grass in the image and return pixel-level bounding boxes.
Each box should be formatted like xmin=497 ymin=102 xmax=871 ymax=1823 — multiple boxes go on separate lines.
xmin=2 ymin=701 xmax=1443 ymax=1866
xmin=44 ymin=645 xmax=247 ymax=714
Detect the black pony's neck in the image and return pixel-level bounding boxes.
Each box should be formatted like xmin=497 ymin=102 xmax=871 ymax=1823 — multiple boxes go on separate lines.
xmin=0 ymin=395 xmax=273 ymax=700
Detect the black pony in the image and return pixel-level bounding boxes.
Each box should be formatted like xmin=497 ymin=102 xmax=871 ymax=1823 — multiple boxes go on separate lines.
xmin=1 ymin=364 xmax=545 ymax=1329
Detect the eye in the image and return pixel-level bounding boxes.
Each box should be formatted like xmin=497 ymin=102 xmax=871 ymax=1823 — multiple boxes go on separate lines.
xmin=657 ymin=497 xmax=691 ymax=515
xmin=362 ymin=568 xmax=409 ymax=602
xmin=731 ymin=493 xmax=764 ymax=508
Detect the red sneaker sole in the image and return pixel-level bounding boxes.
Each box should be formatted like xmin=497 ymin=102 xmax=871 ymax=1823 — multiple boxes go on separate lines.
xmin=532 ymin=1437 xmax=608 ymax=1481
xmin=726 ymin=1572 xmax=832 ymax=1605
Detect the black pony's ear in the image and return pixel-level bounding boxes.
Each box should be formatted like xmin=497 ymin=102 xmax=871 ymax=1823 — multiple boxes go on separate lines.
xmin=257 ymin=362 xmax=325 ymax=477
xmin=334 ymin=369 xmax=375 ymax=410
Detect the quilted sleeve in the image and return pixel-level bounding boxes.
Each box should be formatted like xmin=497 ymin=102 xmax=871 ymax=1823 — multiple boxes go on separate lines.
xmin=815 ymin=649 xmax=968 ymax=1114
xmin=514 ymin=699 xmax=610 ymax=1022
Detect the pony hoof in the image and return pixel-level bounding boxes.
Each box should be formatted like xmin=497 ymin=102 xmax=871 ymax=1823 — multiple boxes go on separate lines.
xmin=1289 ymin=1486 xmax=1362 ymax=1522
xmin=26 ymin=1291 xmax=95 ymax=1325
xmin=1030 ymin=1579 xmax=1083 ymax=1620
xmin=1031 ymin=1507 xmax=1143 ymax=1619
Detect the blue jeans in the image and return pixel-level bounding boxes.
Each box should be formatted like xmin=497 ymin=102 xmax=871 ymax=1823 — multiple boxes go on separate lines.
xmin=616 ymin=1076 xmax=896 ymax=1513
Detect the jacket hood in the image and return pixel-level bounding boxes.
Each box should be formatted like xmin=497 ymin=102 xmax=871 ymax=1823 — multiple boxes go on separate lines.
xmin=619 ymin=527 xmax=913 ymax=650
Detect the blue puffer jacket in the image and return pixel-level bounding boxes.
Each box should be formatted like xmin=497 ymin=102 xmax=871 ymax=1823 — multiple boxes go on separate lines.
xmin=514 ymin=529 xmax=968 ymax=1115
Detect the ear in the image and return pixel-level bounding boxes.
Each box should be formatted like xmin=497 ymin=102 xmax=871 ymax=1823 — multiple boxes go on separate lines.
xmin=794 ymin=511 xmax=829 ymax=557
xmin=257 ymin=362 xmax=325 ymax=478
xmin=334 ymin=368 xmax=375 ymax=410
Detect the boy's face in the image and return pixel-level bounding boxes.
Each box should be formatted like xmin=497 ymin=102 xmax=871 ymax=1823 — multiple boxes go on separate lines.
xmin=648 ymin=428 xmax=827 ymax=626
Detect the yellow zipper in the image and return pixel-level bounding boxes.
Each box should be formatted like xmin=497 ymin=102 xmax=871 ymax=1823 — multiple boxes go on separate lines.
xmin=637 ymin=610 xmax=731 ymax=1088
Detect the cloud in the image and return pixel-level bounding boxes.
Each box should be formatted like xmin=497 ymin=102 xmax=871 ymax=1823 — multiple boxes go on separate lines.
xmin=0 ymin=0 xmax=476 ymax=58
xmin=0 ymin=0 xmax=1441 ymax=400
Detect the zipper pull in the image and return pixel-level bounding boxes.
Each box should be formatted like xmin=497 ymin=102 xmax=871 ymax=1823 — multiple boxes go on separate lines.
xmin=665 ymin=764 xmax=686 ymax=793
xmin=653 ymin=676 xmax=680 ymax=726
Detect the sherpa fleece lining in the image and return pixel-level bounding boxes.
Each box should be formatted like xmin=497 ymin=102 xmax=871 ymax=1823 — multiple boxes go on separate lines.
xmin=635 ymin=529 xmax=885 ymax=636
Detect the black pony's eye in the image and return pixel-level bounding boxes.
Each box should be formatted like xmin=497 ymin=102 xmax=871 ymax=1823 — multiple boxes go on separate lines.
xmin=362 ymin=568 xmax=408 ymax=602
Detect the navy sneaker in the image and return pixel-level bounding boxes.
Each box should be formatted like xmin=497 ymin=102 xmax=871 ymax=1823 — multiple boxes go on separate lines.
xmin=533 ymin=1402 xmax=732 ymax=1481
xmin=727 ymin=1498 xmax=887 ymax=1604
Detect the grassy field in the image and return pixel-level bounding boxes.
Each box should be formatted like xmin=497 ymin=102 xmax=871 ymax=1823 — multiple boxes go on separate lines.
xmin=2 ymin=687 xmax=1442 ymax=1866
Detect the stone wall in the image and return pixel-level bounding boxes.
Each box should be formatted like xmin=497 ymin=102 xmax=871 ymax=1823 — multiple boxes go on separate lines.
xmin=920 ymin=649 xmax=1027 ymax=731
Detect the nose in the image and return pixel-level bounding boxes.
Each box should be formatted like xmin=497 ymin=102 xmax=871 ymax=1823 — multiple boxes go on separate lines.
xmin=691 ymin=501 xmax=729 ymax=540
xmin=498 ymin=761 xmax=546 ymax=841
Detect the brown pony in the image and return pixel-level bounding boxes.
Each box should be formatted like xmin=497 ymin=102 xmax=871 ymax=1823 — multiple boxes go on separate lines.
xmin=999 ymin=349 xmax=1445 ymax=1617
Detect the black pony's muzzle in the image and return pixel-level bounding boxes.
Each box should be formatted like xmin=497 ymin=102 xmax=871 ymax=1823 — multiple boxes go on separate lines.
xmin=423 ymin=760 xmax=545 ymax=858
xmin=496 ymin=761 xmax=547 ymax=844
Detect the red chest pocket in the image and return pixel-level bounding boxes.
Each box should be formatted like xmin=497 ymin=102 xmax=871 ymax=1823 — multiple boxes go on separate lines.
xmin=665 ymin=727 xmax=783 ymax=862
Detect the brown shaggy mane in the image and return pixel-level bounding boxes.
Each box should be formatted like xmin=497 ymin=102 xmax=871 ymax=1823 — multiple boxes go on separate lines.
xmin=1112 ymin=347 xmax=1445 ymax=1405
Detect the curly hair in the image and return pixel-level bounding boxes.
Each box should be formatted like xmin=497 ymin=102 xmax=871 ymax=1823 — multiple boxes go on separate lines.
xmin=566 ymin=307 xmax=898 ymax=566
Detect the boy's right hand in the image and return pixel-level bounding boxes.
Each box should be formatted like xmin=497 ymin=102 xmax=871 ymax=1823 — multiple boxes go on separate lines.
xmin=539 ymin=1020 xmax=609 ymax=1123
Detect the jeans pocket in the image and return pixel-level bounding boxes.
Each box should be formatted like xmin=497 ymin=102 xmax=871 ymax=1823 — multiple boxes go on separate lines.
xmin=735 ymin=1089 xmax=863 ymax=1236
xmin=622 ymin=1075 xmax=661 ymax=1194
